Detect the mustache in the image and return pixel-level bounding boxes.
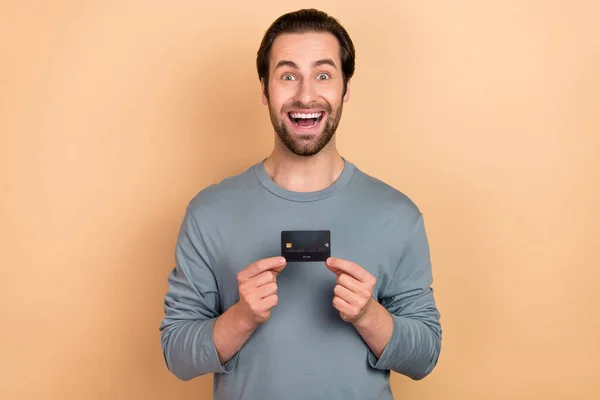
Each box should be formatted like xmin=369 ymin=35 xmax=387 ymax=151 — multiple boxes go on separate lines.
xmin=283 ymin=101 xmax=332 ymax=113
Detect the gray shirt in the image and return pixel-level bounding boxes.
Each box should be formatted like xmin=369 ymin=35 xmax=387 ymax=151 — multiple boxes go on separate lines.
xmin=159 ymin=158 xmax=442 ymax=399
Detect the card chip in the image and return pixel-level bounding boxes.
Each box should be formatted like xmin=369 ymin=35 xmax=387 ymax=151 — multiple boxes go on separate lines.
xmin=286 ymin=242 xmax=292 ymax=248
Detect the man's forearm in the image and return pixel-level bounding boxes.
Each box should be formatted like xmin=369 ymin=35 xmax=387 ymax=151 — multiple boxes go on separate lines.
xmin=212 ymin=303 xmax=257 ymax=364
xmin=353 ymin=299 xmax=394 ymax=359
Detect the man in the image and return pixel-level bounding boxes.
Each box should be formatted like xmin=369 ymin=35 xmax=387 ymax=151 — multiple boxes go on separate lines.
xmin=160 ymin=8 xmax=441 ymax=400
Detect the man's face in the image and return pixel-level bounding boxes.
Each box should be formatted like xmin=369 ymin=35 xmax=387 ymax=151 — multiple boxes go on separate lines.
xmin=262 ymin=32 xmax=351 ymax=157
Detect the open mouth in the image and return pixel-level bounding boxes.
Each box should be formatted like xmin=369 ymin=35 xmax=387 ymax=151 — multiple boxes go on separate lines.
xmin=288 ymin=112 xmax=325 ymax=129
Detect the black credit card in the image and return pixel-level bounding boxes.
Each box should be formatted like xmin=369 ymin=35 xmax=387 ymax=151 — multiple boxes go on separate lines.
xmin=281 ymin=230 xmax=331 ymax=262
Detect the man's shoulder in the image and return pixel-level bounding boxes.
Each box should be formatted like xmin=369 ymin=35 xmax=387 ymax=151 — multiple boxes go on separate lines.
xmin=353 ymin=165 xmax=422 ymax=218
xmin=186 ymin=163 xmax=258 ymax=213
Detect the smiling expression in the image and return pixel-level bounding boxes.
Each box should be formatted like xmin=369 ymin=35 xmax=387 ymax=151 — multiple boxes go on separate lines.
xmin=262 ymin=32 xmax=351 ymax=156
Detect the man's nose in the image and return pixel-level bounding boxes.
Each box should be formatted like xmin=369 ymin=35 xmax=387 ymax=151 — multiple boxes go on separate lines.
xmin=294 ymin=79 xmax=318 ymax=105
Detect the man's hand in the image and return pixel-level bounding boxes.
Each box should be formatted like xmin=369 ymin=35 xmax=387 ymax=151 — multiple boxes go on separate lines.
xmin=234 ymin=256 xmax=287 ymax=329
xmin=325 ymin=256 xmax=394 ymax=359
xmin=213 ymin=256 xmax=287 ymax=365
xmin=325 ymin=257 xmax=377 ymax=324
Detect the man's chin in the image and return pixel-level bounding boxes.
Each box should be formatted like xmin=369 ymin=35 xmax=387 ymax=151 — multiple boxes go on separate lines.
xmin=287 ymin=147 xmax=322 ymax=157
xmin=291 ymin=132 xmax=325 ymax=142
xmin=282 ymin=133 xmax=332 ymax=156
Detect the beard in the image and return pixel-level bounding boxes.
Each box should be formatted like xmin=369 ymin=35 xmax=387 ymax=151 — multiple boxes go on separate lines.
xmin=268 ymin=99 xmax=343 ymax=157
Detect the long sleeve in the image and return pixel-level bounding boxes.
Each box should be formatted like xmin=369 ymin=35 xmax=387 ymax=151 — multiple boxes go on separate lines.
xmin=368 ymin=213 xmax=442 ymax=380
xmin=159 ymin=207 xmax=238 ymax=381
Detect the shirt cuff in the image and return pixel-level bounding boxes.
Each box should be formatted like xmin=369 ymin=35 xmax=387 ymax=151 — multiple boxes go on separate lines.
xmin=206 ymin=317 xmax=239 ymax=374
xmin=367 ymin=315 xmax=401 ymax=371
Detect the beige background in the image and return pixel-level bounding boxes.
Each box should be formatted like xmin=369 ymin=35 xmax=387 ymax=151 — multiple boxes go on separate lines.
xmin=1 ymin=0 xmax=599 ymax=399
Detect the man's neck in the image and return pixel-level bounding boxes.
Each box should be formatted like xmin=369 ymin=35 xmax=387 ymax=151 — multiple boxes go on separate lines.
xmin=263 ymin=149 xmax=345 ymax=193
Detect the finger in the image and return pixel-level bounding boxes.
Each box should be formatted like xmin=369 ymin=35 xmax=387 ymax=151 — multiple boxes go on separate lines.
xmin=326 ymin=257 xmax=372 ymax=284
xmin=332 ymin=295 xmax=351 ymax=313
xmin=336 ymin=273 xmax=366 ymax=295
xmin=333 ymin=284 xmax=357 ymax=305
xmin=248 ymin=270 xmax=277 ymax=288
xmin=325 ymin=257 xmax=352 ymax=276
xmin=261 ymin=294 xmax=279 ymax=310
xmin=250 ymin=282 xmax=278 ymax=300
xmin=239 ymin=256 xmax=286 ymax=281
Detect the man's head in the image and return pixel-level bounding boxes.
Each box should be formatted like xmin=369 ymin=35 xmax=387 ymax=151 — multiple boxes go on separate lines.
xmin=256 ymin=9 xmax=356 ymax=157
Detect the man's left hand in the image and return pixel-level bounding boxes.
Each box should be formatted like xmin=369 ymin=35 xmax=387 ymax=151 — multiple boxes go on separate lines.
xmin=325 ymin=257 xmax=377 ymax=324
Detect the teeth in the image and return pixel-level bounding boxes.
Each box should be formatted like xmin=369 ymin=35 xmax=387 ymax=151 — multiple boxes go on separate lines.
xmin=289 ymin=112 xmax=323 ymax=119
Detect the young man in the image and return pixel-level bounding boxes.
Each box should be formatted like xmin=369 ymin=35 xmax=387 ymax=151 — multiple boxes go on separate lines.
xmin=160 ymin=9 xmax=441 ymax=399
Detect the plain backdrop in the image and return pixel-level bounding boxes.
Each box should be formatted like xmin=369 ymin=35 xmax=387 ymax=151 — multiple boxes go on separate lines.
xmin=1 ymin=1 xmax=599 ymax=399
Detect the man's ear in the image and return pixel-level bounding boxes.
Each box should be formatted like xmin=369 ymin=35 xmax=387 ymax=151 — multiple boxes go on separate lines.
xmin=343 ymin=79 xmax=351 ymax=103
xmin=261 ymin=78 xmax=268 ymax=105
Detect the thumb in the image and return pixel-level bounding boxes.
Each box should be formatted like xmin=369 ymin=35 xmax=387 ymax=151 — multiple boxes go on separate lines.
xmin=324 ymin=257 xmax=341 ymax=275
xmin=272 ymin=260 xmax=288 ymax=276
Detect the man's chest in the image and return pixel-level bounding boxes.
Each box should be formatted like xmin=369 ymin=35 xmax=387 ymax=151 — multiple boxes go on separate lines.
xmin=205 ymin=209 xmax=404 ymax=309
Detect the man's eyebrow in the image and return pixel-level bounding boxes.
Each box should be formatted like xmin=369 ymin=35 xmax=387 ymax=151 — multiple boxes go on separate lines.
xmin=273 ymin=59 xmax=338 ymax=71
xmin=274 ymin=60 xmax=299 ymax=70
xmin=312 ymin=58 xmax=337 ymax=69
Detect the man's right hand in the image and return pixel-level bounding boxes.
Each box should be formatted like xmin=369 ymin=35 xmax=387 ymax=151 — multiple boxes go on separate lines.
xmin=213 ymin=256 xmax=287 ymax=365
xmin=234 ymin=256 xmax=287 ymax=329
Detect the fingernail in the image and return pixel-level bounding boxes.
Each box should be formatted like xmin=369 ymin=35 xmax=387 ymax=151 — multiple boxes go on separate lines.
xmin=279 ymin=257 xmax=286 ymax=264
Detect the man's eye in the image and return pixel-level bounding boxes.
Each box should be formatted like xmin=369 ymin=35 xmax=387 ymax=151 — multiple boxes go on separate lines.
xmin=317 ymin=73 xmax=330 ymax=80
xmin=282 ymin=74 xmax=296 ymax=81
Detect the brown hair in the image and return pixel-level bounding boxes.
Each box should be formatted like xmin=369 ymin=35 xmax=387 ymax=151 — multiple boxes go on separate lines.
xmin=256 ymin=9 xmax=356 ymax=100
